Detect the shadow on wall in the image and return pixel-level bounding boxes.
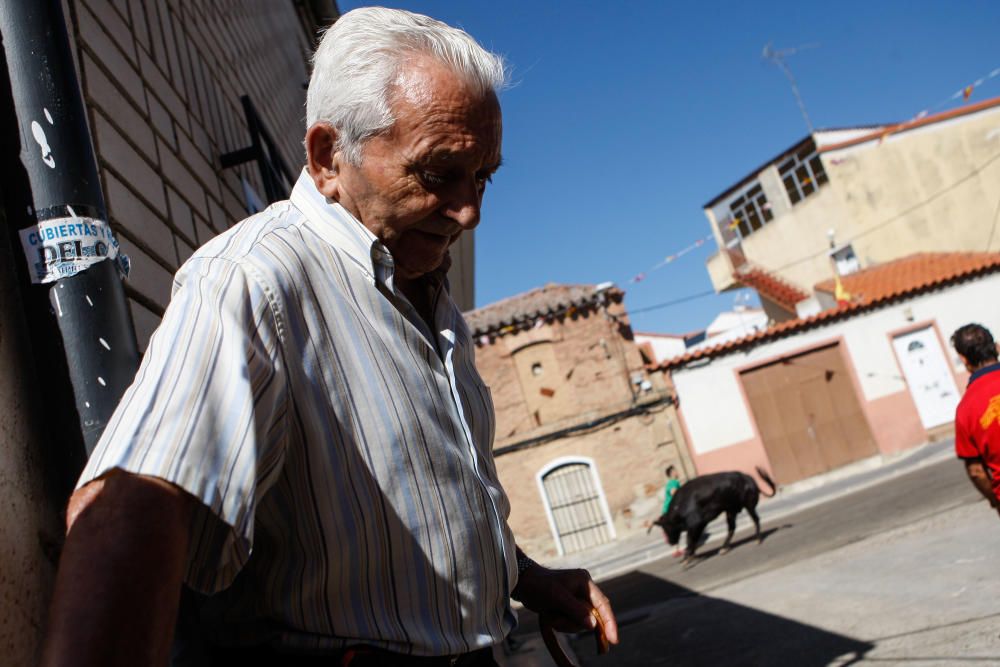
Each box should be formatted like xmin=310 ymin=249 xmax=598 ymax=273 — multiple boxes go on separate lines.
xmin=513 ymin=571 xmax=872 ymax=667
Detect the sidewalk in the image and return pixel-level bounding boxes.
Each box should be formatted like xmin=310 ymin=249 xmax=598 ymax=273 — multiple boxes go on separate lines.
xmin=496 ymin=437 xmax=958 ymax=666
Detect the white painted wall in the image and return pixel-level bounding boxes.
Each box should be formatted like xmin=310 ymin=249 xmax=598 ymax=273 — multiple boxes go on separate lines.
xmin=673 ymin=364 xmax=757 ymax=454
xmin=672 ymin=273 xmax=1000 ymax=455
xmin=634 ymin=334 xmax=688 ymax=362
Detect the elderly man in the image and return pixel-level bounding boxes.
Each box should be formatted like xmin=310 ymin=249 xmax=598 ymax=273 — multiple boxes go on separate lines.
xmin=952 ymin=323 xmax=1000 ymax=519
xmin=41 ymin=8 xmax=617 ymax=667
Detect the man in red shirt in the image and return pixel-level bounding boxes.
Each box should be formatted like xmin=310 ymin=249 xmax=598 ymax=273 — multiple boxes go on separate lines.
xmin=952 ymin=323 xmax=1000 ymax=516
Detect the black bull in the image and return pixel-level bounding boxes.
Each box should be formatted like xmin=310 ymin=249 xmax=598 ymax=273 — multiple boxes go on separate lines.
xmin=649 ymin=467 xmax=777 ymax=560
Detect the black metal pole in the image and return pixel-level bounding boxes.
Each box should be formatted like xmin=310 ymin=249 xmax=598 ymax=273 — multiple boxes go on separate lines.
xmin=1 ymin=0 xmax=139 ymax=455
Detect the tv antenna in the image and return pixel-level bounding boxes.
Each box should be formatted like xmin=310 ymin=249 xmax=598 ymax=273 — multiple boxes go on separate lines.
xmin=763 ymin=41 xmax=819 ymax=133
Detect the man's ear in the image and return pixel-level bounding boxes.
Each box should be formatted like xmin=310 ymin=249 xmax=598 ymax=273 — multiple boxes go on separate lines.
xmin=959 ymin=353 xmax=974 ymax=373
xmin=305 ymin=123 xmax=341 ymax=199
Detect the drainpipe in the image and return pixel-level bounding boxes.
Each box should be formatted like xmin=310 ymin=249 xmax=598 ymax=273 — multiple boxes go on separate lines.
xmin=1 ymin=0 xmax=139 ymax=457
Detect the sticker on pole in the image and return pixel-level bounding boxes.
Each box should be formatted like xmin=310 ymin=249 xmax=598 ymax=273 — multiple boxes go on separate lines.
xmin=19 ymin=216 xmax=130 ymax=284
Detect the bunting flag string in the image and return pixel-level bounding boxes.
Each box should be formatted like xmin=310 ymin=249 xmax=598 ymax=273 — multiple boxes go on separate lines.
xmin=627 ymin=233 xmax=714 ymax=284
xmin=908 ymin=65 xmax=1000 ymax=121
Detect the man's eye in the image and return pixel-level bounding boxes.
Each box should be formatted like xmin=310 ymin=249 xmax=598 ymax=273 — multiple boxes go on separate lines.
xmin=476 ymin=172 xmax=494 ymax=187
xmin=420 ymin=171 xmax=448 ymax=186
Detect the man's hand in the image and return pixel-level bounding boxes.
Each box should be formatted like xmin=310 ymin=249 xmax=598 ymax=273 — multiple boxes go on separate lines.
xmin=964 ymin=459 xmax=1000 ymax=514
xmin=511 ymin=560 xmax=619 ymax=646
xmin=41 ymin=470 xmax=193 ymax=667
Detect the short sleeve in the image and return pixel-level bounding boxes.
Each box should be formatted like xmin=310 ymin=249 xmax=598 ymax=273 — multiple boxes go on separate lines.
xmin=955 ymin=401 xmax=979 ymax=459
xmin=77 ymin=256 xmax=288 ymax=592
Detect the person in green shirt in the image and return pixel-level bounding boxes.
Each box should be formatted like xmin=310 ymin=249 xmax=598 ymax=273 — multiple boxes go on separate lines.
xmin=662 ymin=465 xmax=683 ymax=557
xmin=662 ymin=465 xmax=682 ymax=513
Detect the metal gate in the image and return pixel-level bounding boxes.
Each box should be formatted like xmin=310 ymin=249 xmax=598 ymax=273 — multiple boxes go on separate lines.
xmin=539 ymin=459 xmax=615 ymax=555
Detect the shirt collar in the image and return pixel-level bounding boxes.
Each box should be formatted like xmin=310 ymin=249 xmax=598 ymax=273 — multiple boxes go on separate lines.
xmin=289 ymin=169 xmax=393 ymax=285
xmin=289 ymin=169 xmax=455 ymax=297
xmin=968 ymin=361 xmax=1000 ymax=386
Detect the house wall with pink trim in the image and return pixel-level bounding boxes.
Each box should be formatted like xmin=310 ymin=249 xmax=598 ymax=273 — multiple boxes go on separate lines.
xmin=667 ymin=273 xmax=1000 ymax=481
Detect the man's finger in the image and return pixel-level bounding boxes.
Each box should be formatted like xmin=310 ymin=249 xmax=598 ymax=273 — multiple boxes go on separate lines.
xmin=588 ymin=580 xmax=619 ymax=645
xmin=549 ymin=571 xmax=599 ymax=626
xmin=591 ymin=609 xmax=609 ymax=655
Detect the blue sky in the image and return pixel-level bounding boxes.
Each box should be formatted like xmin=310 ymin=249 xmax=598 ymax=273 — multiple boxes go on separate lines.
xmin=339 ymin=1 xmax=1000 ymax=334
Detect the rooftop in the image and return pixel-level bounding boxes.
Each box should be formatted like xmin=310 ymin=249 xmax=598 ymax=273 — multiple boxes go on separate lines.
xmin=703 ymin=94 xmax=1000 ymax=208
xmin=656 ymin=252 xmax=1000 ymax=371
xmin=463 ymin=282 xmax=623 ymax=336
xmin=735 ymin=265 xmax=810 ymax=313
xmin=815 ymin=252 xmax=1000 ymax=301
xmin=819 ymin=95 xmax=1000 ymax=154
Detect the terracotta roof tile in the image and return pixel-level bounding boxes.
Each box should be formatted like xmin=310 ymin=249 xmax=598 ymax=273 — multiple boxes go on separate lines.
xmin=463 ymin=283 xmax=622 ymax=336
xmin=655 ymin=251 xmax=1000 ymax=371
xmin=815 ymin=252 xmax=1000 ymax=302
xmin=735 ymin=265 xmax=810 ymax=312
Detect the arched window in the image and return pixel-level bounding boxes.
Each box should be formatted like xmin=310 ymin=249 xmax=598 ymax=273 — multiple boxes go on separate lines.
xmin=536 ymin=457 xmax=616 ymax=555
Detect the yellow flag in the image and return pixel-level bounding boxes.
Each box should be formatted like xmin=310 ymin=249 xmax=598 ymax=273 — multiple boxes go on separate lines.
xmin=834 ymin=274 xmax=852 ymax=306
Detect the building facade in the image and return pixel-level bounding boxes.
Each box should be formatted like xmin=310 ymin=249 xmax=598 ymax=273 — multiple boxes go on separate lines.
xmin=704 ymin=98 xmax=1000 ymax=320
xmin=466 ymin=283 xmax=693 ymax=558
xmin=661 ymin=252 xmax=1000 ymax=487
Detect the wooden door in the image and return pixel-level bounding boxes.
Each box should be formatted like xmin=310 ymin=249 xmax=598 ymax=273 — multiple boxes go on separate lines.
xmin=740 ymin=343 xmax=878 ymax=485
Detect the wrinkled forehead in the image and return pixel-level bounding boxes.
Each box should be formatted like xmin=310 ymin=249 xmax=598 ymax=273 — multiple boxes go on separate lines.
xmin=384 ymin=62 xmax=502 ymax=163
xmin=388 ymin=56 xmax=501 ymax=128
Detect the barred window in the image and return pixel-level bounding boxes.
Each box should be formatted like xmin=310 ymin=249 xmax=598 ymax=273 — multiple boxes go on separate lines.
xmin=726 ymin=181 xmax=774 ymax=239
xmin=779 ymin=142 xmax=828 ymax=205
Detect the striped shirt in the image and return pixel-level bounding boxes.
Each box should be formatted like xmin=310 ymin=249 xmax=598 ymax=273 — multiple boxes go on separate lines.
xmin=78 ymin=170 xmax=518 ymax=655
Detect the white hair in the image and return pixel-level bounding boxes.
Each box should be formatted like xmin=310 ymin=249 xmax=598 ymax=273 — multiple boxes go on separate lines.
xmin=306 ymin=7 xmax=509 ymax=165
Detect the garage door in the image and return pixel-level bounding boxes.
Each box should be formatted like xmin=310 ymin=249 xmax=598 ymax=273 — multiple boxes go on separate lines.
xmin=740 ymin=343 xmax=878 ymax=485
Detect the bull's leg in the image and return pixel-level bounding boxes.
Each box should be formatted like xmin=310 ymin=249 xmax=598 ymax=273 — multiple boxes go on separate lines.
xmin=719 ymin=510 xmax=737 ymax=554
xmin=683 ymin=522 xmax=707 ymax=565
xmin=746 ymin=506 xmax=763 ymax=543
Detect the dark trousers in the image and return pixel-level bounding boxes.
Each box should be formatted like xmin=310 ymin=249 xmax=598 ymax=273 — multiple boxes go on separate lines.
xmin=206 ymin=644 xmax=499 ymax=667
xmin=172 ymin=589 xmax=500 ymax=667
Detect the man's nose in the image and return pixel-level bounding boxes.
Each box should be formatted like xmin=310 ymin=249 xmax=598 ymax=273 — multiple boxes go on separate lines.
xmin=442 ymin=178 xmax=482 ymax=230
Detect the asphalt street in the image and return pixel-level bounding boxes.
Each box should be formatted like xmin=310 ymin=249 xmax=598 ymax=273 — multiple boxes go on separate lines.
xmin=597 ymin=453 xmax=978 ymax=602
xmin=505 ymin=454 xmax=998 ymax=666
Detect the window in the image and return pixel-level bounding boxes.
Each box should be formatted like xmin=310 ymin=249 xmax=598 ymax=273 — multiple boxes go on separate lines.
xmin=537 ymin=458 xmax=615 ymax=555
xmin=725 ymin=181 xmax=774 ymax=240
xmin=221 ymin=95 xmax=296 ymax=207
xmin=779 ymin=142 xmax=828 ymax=206
xmin=830 ymin=243 xmax=860 ymax=276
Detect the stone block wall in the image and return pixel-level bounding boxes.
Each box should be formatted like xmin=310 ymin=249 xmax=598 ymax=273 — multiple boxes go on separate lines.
xmin=68 ymin=0 xmax=319 ymax=347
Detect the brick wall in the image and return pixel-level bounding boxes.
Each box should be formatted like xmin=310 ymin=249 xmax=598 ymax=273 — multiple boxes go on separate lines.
xmin=494 ymin=402 xmax=693 ymax=558
xmin=474 ymin=298 xmax=696 ymax=557
xmin=69 ymin=0 xmax=481 ymax=345
xmin=69 ymin=0 xmax=318 ymax=347
xmin=476 ymin=300 xmax=651 ymax=441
